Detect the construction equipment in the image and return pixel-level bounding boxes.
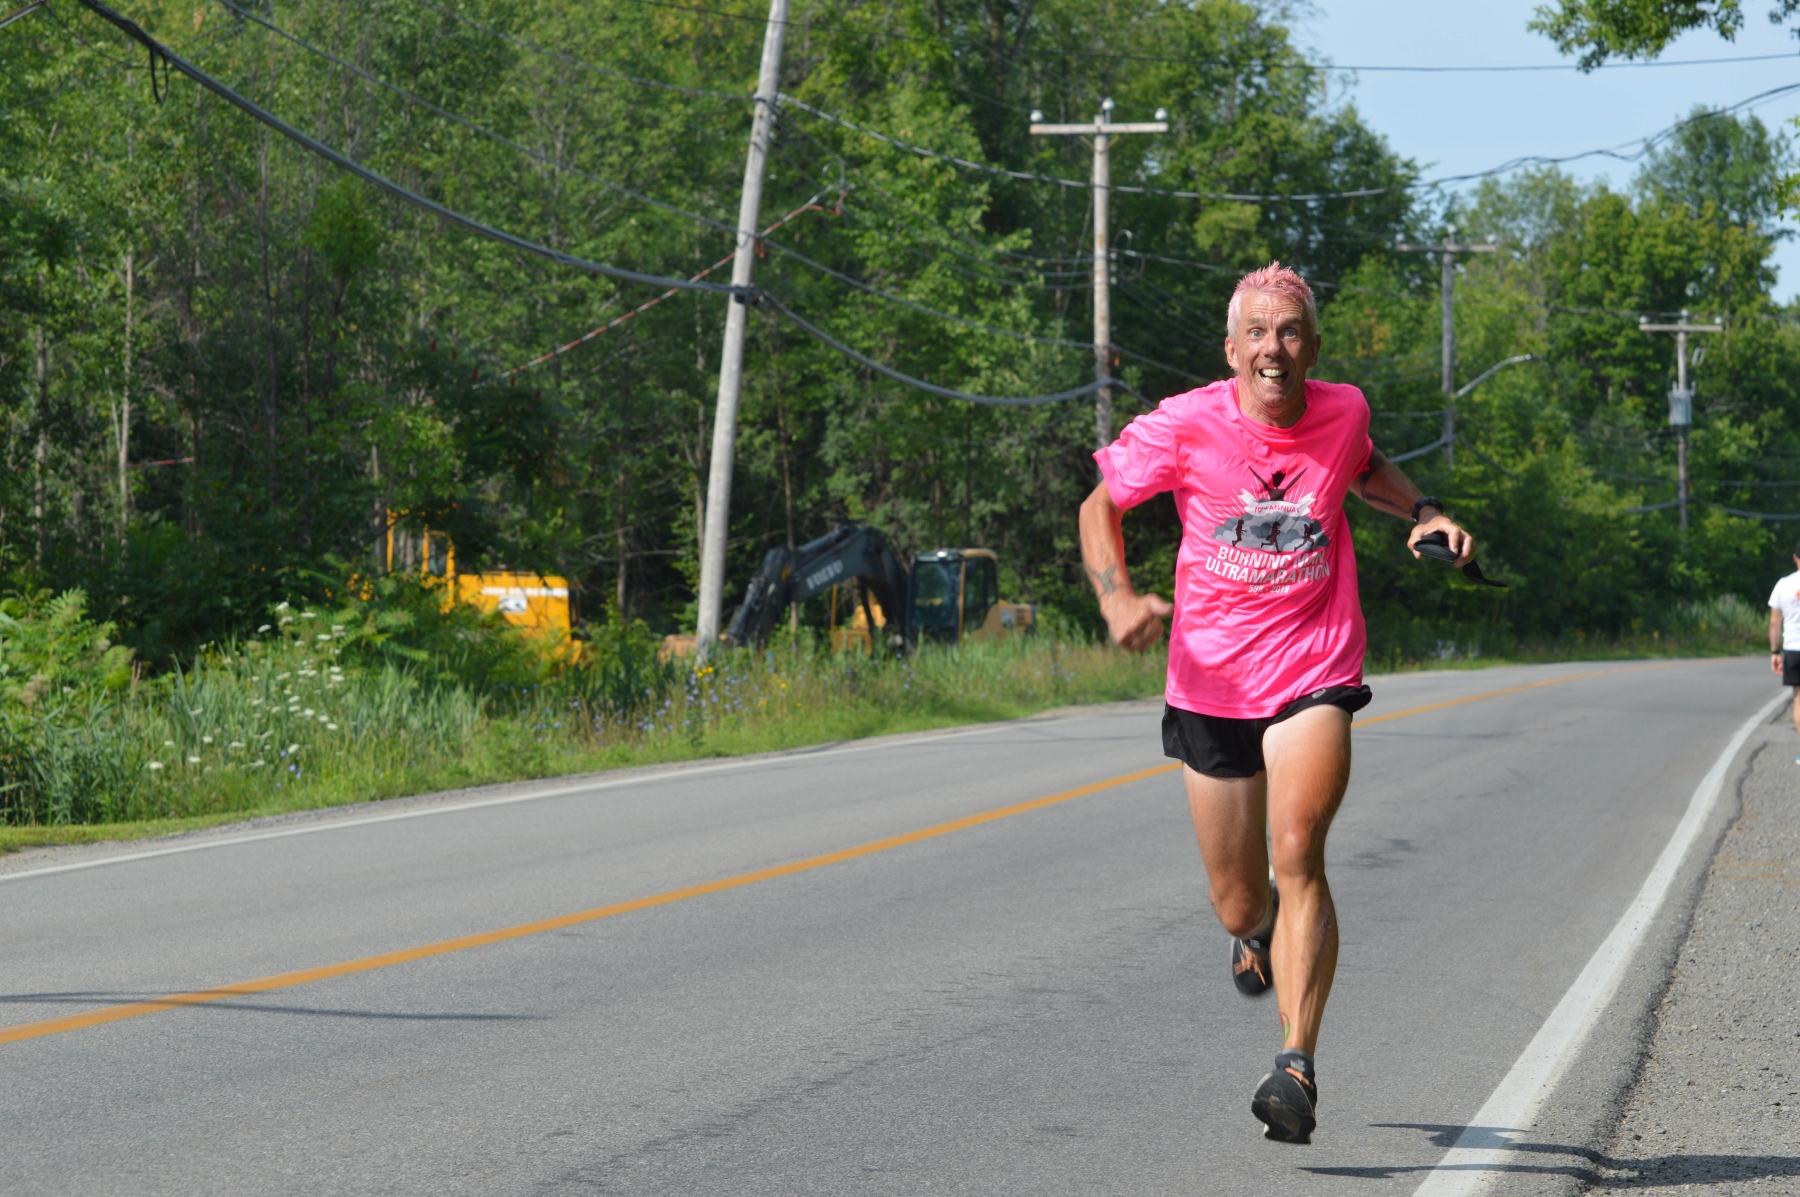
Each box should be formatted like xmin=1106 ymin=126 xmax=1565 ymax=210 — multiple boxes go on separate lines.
xmin=385 ymin=518 xmax=575 ymax=638
xmin=724 ymin=524 xmax=1035 ymax=652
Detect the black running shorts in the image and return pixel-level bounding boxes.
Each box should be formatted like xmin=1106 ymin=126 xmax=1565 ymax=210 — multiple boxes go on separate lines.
xmin=1162 ymin=685 xmax=1373 ymax=779
xmin=1783 ymin=651 xmax=1800 ymax=687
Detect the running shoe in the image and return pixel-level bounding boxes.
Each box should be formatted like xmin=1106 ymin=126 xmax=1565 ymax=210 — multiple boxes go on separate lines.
xmin=1230 ymin=882 xmax=1278 ymax=997
xmin=1251 ymin=1049 xmax=1317 ymax=1144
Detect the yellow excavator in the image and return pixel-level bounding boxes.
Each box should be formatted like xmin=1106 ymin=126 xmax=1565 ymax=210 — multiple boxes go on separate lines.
xmin=384 ymin=518 xmax=574 ymax=638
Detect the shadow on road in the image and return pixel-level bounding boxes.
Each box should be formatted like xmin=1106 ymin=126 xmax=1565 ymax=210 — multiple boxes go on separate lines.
xmin=1299 ymin=1123 xmax=1800 ymax=1188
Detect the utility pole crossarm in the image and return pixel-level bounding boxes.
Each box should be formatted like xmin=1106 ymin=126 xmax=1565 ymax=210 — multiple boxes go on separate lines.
xmin=1029 ymin=121 xmax=1169 ymax=135
xmin=1029 ymin=99 xmax=1168 ymax=461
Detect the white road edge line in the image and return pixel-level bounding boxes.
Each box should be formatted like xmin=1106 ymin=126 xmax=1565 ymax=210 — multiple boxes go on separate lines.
xmin=1411 ymin=690 xmax=1785 ymax=1196
xmin=0 ymin=717 xmax=1036 ymax=886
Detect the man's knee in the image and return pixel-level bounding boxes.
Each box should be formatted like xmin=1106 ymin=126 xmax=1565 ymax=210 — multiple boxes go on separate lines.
xmin=1270 ymin=824 xmax=1327 ymax=880
xmin=1210 ymin=878 xmax=1273 ymax=938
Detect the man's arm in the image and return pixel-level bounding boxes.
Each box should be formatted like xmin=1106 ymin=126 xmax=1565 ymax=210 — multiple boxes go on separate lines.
xmin=1078 ymin=481 xmax=1173 ymax=652
xmin=1771 ymin=607 xmax=1784 ymax=675
xmin=1349 ymin=447 xmax=1477 ymax=567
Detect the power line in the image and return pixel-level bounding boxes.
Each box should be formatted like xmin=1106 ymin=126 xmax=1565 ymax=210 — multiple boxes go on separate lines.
xmin=71 ymin=0 xmax=748 ymax=297
xmin=606 ymin=0 xmax=1800 ymax=74
xmin=782 ymin=80 xmax=1800 ymax=203
xmin=223 ymin=4 xmax=1100 ymax=354
xmin=761 ymin=294 xmax=1111 ymax=406
xmin=218 ymin=2 xmax=744 ymax=240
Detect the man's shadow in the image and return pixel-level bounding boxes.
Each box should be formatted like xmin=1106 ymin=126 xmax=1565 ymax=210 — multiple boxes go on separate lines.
xmin=1301 ymin=1123 xmax=1800 ymax=1188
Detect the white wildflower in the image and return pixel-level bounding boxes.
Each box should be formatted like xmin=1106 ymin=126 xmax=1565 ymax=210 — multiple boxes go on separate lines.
xmin=228 ymin=741 xmax=244 ymax=749
xmin=257 ymin=624 xmax=272 ymax=633
xmin=201 ymin=735 xmax=213 ymax=744
xmin=186 ymin=755 xmax=201 ymax=764
xmin=325 ymin=722 xmax=338 ymax=731
xmin=146 ymin=761 xmax=164 ymax=771
xmin=286 ymin=744 xmax=300 ymax=754
xmin=302 ymin=708 xmax=314 ymax=717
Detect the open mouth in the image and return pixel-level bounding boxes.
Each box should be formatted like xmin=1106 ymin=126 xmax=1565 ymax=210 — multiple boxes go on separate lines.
xmin=1256 ymin=367 xmax=1287 ymax=382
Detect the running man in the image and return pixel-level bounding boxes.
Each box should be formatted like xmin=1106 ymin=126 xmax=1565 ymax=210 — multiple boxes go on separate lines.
xmin=1078 ymin=262 xmax=1476 ymax=1144
xmin=1767 ymin=540 xmax=1800 ymax=747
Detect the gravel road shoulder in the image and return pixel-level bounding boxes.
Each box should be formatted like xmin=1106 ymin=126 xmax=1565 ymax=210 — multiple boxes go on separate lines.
xmin=1578 ymin=717 xmax=1800 ymax=1192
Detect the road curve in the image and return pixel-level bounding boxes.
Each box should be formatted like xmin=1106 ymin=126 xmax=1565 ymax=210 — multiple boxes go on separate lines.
xmin=0 ymin=658 xmax=1774 ymax=1195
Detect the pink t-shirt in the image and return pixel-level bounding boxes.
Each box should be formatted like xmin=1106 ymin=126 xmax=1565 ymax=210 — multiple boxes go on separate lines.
xmin=1095 ymin=378 xmax=1373 ymax=719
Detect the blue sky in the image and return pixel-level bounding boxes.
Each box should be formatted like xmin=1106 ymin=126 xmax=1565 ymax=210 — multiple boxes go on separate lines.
xmin=1299 ymin=1 xmax=1800 ymax=299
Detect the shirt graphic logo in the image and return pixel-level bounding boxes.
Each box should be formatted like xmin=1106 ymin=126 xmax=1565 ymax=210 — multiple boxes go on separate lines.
xmin=1210 ymin=466 xmax=1330 ymax=554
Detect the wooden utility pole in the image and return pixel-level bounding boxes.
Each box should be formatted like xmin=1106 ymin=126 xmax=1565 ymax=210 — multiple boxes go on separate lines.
xmin=694 ymin=0 xmax=788 ymax=659
xmin=1395 ymin=226 xmax=1497 ymax=466
xmin=1030 ymin=99 xmax=1166 ymax=457
xmin=1639 ymin=309 xmax=1723 ymax=535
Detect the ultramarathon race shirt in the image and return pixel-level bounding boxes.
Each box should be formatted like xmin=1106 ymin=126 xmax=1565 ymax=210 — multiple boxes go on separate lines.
xmin=1769 ymin=570 xmax=1800 ymax=650
xmin=1095 ymin=377 xmax=1374 ymax=719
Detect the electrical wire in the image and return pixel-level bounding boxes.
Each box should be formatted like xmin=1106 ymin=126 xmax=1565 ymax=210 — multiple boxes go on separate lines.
xmin=501 ymin=190 xmax=832 ymax=379
xmin=762 ymin=293 xmax=1110 ymax=406
xmin=605 ymin=0 xmax=1800 ymax=74
xmin=218 ymin=2 xmax=745 ymax=241
xmin=0 ymin=0 xmax=48 ymax=32
xmin=72 ymin=0 xmax=751 ymax=297
xmin=782 ymin=79 xmax=1800 ymax=203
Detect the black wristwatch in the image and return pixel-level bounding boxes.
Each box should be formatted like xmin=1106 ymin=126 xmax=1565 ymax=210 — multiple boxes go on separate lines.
xmin=1410 ymin=496 xmax=1443 ymax=524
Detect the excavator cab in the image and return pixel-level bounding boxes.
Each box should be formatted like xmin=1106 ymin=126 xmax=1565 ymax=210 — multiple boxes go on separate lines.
xmin=384 ymin=515 xmax=574 ymax=640
xmin=906 ymin=549 xmax=1033 ymax=646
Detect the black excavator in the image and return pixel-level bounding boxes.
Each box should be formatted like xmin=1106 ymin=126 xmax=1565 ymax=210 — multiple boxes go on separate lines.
xmin=723 ymin=524 xmax=1035 ymax=653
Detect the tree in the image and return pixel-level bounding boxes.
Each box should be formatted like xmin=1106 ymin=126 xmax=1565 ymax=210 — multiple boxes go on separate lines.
xmin=1528 ymin=0 xmax=1798 ymax=69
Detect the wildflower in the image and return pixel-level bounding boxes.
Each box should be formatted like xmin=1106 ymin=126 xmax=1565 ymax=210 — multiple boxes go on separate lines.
xmin=189 ymin=707 xmax=203 ymax=716
xmin=302 ymin=709 xmax=314 ymax=717
xmin=187 ymin=755 xmax=201 ymax=764
xmin=228 ymin=741 xmax=244 ymax=749
xmin=249 ymin=760 xmax=266 ymax=768
xmin=202 ymin=735 xmax=214 ymax=744
xmin=286 ymin=744 xmax=300 ymax=754
xmin=300 ymin=611 xmax=317 ymax=620
xmin=326 ymin=722 xmax=339 ymax=731
xmin=146 ymin=761 xmax=164 ymax=771
xmin=275 ymin=601 xmax=290 ymax=612
xmin=163 ymin=739 xmax=175 ymax=747
xmin=258 ymin=624 xmax=272 ymax=633
xmin=315 ymin=634 xmax=331 ymax=642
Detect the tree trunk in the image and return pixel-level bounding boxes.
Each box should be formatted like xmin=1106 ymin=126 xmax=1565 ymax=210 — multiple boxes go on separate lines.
xmin=118 ymin=250 xmax=133 ymax=536
xmin=33 ymin=323 xmax=48 ymax=563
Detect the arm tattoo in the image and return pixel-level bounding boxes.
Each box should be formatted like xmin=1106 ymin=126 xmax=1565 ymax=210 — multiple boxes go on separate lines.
xmin=1087 ymin=564 xmax=1120 ymax=597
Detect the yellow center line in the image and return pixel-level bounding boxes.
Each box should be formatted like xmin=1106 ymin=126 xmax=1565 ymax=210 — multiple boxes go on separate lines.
xmin=0 ymin=659 xmax=1690 ymax=1048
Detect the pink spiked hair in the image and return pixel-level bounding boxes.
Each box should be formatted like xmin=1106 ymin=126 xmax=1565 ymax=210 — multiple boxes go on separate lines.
xmin=1226 ymin=261 xmax=1317 ymax=336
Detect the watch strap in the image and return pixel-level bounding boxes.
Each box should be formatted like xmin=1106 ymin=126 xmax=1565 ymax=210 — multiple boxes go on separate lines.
xmin=1410 ymin=496 xmax=1443 ymax=524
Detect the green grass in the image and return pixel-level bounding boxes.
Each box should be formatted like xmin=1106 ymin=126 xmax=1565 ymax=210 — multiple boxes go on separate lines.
xmin=0 ymin=632 xmax=1169 ymax=853
xmin=1 ymin=587 xmax=1767 ymax=856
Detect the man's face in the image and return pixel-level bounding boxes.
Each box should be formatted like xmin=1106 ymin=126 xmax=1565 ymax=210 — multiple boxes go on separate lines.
xmin=1224 ymin=289 xmax=1319 ymax=411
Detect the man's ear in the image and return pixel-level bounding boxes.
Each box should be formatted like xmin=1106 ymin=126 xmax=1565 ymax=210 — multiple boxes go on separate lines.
xmin=1223 ymin=335 xmax=1239 ymax=371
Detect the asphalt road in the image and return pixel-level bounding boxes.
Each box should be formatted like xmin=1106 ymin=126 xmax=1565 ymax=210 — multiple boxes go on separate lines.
xmin=0 ymin=658 xmax=1777 ymax=1195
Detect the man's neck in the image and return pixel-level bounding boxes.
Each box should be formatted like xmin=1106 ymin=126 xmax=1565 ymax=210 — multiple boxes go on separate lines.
xmin=1235 ymin=377 xmax=1308 ymax=428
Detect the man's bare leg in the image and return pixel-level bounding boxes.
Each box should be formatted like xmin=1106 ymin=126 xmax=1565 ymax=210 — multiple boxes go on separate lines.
xmin=1183 ymin=705 xmax=1349 ymax=1050
xmin=1260 ymin=705 xmax=1351 ymax=1053
xmin=1790 ymin=687 xmax=1799 ymax=738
